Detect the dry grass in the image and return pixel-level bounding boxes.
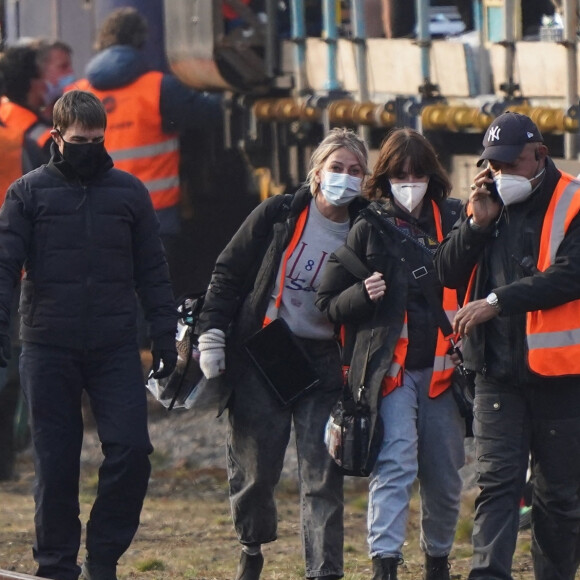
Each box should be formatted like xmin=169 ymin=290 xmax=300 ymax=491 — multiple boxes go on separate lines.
xmin=0 ymin=455 xmax=536 ymax=580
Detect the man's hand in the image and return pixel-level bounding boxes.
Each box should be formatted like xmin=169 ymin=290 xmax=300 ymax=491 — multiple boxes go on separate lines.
xmin=453 ymin=299 xmax=499 ymax=338
xmin=198 ymin=329 xmax=226 ymax=379
xmin=468 ymin=168 xmax=502 ymax=228
xmin=0 ymin=334 xmax=10 ymax=368
xmin=151 ymin=334 xmax=178 ymax=379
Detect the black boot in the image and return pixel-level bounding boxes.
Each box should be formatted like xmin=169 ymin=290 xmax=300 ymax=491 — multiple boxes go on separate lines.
xmin=372 ymin=557 xmax=399 ymax=580
xmin=81 ymin=556 xmax=117 ymax=580
xmin=235 ymin=549 xmax=264 ymax=580
xmin=423 ymin=554 xmax=450 ymax=580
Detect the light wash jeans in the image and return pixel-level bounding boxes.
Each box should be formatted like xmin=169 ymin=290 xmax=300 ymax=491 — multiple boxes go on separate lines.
xmin=368 ymin=367 xmax=465 ymax=559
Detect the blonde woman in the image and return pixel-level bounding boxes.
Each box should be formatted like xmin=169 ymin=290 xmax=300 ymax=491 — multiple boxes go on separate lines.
xmin=197 ymin=128 xmax=369 ymax=580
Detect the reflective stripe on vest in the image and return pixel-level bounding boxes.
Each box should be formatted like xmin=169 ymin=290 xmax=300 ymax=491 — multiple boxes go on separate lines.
xmin=526 ymin=173 xmax=580 ymax=376
xmin=71 ymin=73 xmax=180 ymax=210
xmin=382 ymin=201 xmax=459 ymax=397
xmin=381 ymin=315 xmax=409 ymax=395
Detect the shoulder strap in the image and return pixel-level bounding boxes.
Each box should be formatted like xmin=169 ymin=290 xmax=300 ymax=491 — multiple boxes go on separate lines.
xmin=360 ymin=203 xmax=454 ymax=337
xmin=333 ymin=245 xmax=372 ymax=280
xmin=361 ymin=203 xmax=437 ymax=258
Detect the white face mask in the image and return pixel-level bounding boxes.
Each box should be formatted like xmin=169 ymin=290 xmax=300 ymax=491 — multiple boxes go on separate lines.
xmin=494 ymin=167 xmax=545 ymax=206
xmin=390 ymin=180 xmax=429 ymax=213
xmin=320 ymin=171 xmax=362 ymax=206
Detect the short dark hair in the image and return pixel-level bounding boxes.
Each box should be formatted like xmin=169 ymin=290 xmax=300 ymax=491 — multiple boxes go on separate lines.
xmin=95 ymin=7 xmax=148 ymax=51
xmin=52 ymin=90 xmax=107 ymax=133
xmin=366 ymin=128 xmax=452 ymax=201
xmin=33 ymin=39 xmax=73 ymax=69
xmin=0 ymin=45 xmax=41 ymax=104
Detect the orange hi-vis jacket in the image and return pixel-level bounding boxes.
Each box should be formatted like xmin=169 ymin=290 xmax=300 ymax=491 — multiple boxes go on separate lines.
xmin=263 ymin=206 xmax=309 ymax=326
xmin=382 ymin=201 xmax=458 ymax=398
xmin=527 ymin=172 xmax=580 ymax=375
xmin=73 ymin=72 xmax=180 ymax=210
xmin=0 ymin=121 xmax=23 ymax=205
xmin=0 ymin=99 xmax=52 ymax=151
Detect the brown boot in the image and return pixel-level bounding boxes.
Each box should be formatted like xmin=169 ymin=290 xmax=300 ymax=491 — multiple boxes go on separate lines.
xmin=423 ymin=554 xmax=450 ymax=580
xmin=372 ymin=557 xmax=399 ymax=580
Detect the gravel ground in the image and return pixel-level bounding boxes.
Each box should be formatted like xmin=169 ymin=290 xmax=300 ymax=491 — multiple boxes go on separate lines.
xmin=79 ymin=394 xmax=478 ymax=488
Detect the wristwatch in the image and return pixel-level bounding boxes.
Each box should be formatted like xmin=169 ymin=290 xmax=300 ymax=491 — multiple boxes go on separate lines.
xmin=486 ymin=292 xmax=501 ymax=313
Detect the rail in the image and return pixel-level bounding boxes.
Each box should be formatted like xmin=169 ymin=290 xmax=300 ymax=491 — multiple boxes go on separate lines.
xmin=0 ymin=571 xmax=44 ymax=579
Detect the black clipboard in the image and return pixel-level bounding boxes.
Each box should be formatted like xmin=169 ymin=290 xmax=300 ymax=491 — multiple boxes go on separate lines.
xmin=244 ymin=318 xmax=320 ymax=406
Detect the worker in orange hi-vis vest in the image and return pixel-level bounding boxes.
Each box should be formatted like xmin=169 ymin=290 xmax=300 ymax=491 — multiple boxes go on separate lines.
xmin=436 ymin=111 xmax=580 ymax=580
xmin=0 ymin=118 xmax=23 ymax=483
xmin=0 ymin=44 xmax=50 ymax=483
xmin=0 ymin=44 xmax=53 ymax=174
xmin=69 ymin=7 xmax=222 ymax=279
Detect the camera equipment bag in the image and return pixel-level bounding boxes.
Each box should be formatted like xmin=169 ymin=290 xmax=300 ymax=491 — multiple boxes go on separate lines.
xmin=146 ymin=293 xmax=207 ymax=410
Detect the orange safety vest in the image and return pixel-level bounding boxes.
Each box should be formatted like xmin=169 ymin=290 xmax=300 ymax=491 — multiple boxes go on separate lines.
xmin=0 ymin=122 xmax=23 ymax=205
xmin=0 ymin=99 xmax=52 ymax=150
xmin=263 ymin=206 xmax=309 ymax=326
xmin=527 ymin=172 xmax=580 ymax=375
xmin=382 ymin=201 xmax=458 ymax=397
xmin=72 ymin=73 xmax=180 ymax=210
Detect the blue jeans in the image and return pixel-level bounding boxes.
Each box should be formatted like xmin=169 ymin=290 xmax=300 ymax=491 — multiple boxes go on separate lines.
xmin=469 ymin=376 xmax=580 ymax=580
xmin=368 ymin=367 xmax=465 ymax=559
xmin=227 ymin=338 xmax=344 ymax=578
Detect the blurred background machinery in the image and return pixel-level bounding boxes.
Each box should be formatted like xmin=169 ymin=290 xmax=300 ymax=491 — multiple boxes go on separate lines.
xmin=2 ymin=0 xmax=580 ymax=288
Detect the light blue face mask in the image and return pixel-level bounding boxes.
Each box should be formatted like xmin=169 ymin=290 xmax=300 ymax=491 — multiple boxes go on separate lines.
xmin=44 ymin=73 xmax=76 ymax=105
xmin=320 ymin=171 xmax=362 ymax=206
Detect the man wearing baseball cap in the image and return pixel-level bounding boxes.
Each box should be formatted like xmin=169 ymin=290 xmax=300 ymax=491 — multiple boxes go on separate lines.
xmin=435 ymin=110 xmax=580 ymax=580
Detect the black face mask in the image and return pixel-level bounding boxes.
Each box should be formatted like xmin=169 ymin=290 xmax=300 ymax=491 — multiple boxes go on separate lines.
xmin=61 ymin=140 xmax=108 ymax=180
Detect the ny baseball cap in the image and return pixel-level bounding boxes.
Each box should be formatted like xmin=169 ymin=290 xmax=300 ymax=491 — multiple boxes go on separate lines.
xmin=477 ymin=111 xmax=543 ymax=166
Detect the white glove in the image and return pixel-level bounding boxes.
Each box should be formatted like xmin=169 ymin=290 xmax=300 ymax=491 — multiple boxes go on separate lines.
xmin=198 ymin=328 xmax=226 ymax=379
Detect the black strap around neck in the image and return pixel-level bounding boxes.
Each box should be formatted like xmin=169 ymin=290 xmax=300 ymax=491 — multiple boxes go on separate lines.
xmin=360 ymin=205 xmax=454 ymax=337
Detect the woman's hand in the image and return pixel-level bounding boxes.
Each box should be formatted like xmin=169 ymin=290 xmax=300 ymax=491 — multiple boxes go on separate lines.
xmin=364 ymin=271 xmax=386 ymax=302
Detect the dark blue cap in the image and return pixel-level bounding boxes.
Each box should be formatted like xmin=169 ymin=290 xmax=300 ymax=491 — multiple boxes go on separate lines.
xmin=477 ymin=111 xmax=543 ymax=166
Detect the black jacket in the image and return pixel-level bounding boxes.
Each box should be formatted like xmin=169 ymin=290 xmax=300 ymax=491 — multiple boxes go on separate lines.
xmin=199 ymin=185 xmax=368 ymax=341
xmin=434 ymin=158 xmax=580 ymax=384
xmin=316 ymin=196 xmax=462 ymax=437
xmin=198 ymin=186 xmax=368 ymax=409
xmin=0 ymin=148 xmax=177 ymax=350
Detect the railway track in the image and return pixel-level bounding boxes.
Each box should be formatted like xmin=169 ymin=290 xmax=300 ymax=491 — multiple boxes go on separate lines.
xmin=0 ymin=571 xmax=43 ymax=579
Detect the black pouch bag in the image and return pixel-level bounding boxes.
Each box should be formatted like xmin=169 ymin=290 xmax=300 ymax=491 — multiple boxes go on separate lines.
xmin=325 ymin=386 xmax=383 ymax=477
xmin=244 ymin=318 xmax=320 ymax=406
xmin=451 ymin=363 xmax=475 ymax=437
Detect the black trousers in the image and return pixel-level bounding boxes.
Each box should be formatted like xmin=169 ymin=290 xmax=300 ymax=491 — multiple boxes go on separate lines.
xmin=468 ymin=376 xmax=580 ymax=580
xmin=20 ymin=341 xmax=153 ymax=580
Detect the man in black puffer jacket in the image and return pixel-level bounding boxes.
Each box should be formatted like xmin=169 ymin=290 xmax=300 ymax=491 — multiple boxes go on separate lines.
xmin=0 ymin=90 xmax=177 ymax=580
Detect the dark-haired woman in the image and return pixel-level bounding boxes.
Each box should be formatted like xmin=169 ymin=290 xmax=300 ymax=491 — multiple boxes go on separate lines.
xmin=317 ymin=128 xmax=465 ymax=580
